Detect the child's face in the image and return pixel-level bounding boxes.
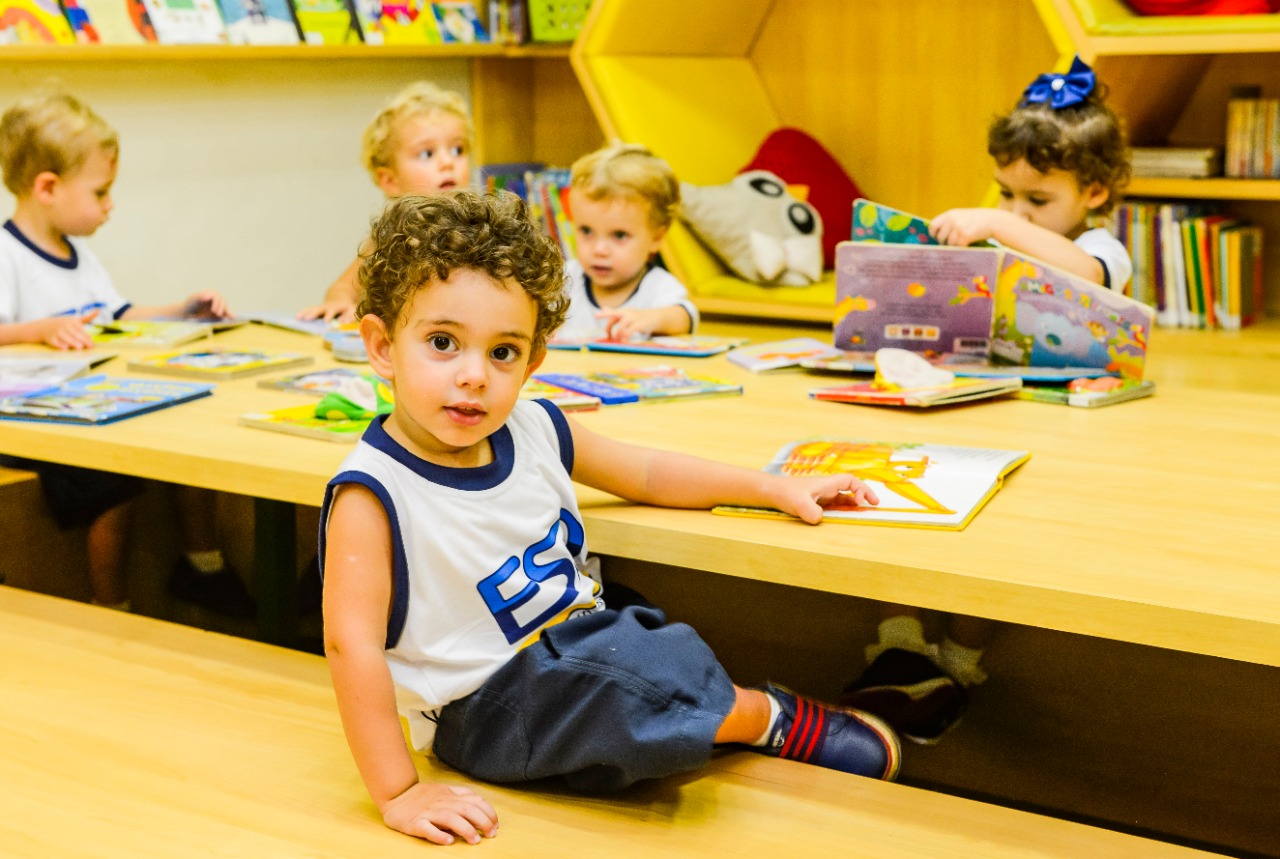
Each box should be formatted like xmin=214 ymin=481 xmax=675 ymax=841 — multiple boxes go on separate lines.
xmin=993 ymin=158 xmax=1108 ymax=240
xmin=47 ymin=146 xmax=117 ymax=237
xmin=569 ymin=189 xmax=665 ymax=294
xmin=376 ymin=109 xmax=471 ymax=198
xmin=363 ymin=268 xmax=543 ymax=468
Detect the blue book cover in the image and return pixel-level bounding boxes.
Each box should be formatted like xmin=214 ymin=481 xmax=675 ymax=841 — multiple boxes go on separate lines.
xmin=216 ymin=0 xmax=301 ymax=43
xmin=0 ymin=374 xmax=213 ymax=425
xmin=535 ymin=367 xmax=742 ymax=405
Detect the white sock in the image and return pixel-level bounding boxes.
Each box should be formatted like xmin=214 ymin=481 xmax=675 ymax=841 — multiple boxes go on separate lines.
xmin=864 ymin=615 xmax=934 ymax=664
xmin=186 ymin=550 xmax=225 ymax=575
xmin=750 ymin=692 xmax=782 ymax=747
xmin=937 ymin=637 xmax=987 ymax=687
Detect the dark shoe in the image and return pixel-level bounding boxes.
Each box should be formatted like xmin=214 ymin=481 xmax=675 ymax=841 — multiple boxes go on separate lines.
xmin=840 ymin=648 xmax=968 ymax=745
xmin=168 ymin=558 xmax=257 ymax=620
xmin=755 ymin=683 xmax=900 ymax=780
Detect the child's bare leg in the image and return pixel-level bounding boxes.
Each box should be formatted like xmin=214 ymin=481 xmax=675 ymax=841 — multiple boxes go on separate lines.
xmin=86 ymin=500 xmax=134 ymax=608
xmin=713 ymin=686 xmax=772 ymax=744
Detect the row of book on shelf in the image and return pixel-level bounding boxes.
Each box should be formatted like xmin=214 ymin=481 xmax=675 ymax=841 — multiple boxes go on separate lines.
xmin=481 ymin=162 xmax=575 ymax=260
xmin=1225 ymin=89 xmax=1280 ymax=180
xmin=0 ymin=0 xmax=561 ymax=47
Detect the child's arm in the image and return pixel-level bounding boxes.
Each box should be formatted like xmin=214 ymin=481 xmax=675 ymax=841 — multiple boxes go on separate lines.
xmin=0 ymin=310 xmax=98 ymax=349
xmin=567 ymin=418 xmax=878 ymax=522
xmin=120 ymin=290 xmax=231 ymax=320
xmin=324 ymin=484 xmax=498 ymax=845
xmin=596 ymin=304 xmax=694 ymax=341
xmin=930 ymin=208 xmax=1106 ymax=284
xmin=298 ymin=258 xmax=360 ymax=322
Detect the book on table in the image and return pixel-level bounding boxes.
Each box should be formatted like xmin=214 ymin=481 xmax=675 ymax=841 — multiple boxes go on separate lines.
xmin=1016 ymin=378 xmax=1156 ymax=408
xmin=800 ymin=351 xmax=1114 ymax=382
xmin=534 ymin=366 xmax=743 ymax=405
xmin=88 ymin=319 xmax=213 ymax=349
xmin=0 ymin=353 xmax=116 ymax=398
xmin=725 ymin=337 xmax=844 ymax=372
xmin=243 ymin=312 xmax=343 ymax=337
xmin=238 ymin=403 xmax=370 ymax=442
xmin=0 ymin=375 xmax=213 ymax=425
xmin=811 ymin=376 xmax=1022 ymax=408
xmin=258 ymin=367 xmax=377 ymax=395
xmin=128 ymin=349 xmax=313 ymax=380
xmin=548 ymin=334 xmax=748 ymax=357
xmin=713 ymin=438 xmax=1030 ymax=531
xmin=519 ymin=378 xmax=602 ymax=412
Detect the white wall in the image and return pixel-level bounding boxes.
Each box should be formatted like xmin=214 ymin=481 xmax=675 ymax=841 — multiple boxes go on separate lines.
xmin=0 ymin=57 xmax=470 ymax=312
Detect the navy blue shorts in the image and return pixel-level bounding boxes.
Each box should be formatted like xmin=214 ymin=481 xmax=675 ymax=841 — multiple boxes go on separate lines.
xmin=433 ymin=605 xmax=736 ymax=792
xmin=0 ymin=456 xmax=143 ymax=530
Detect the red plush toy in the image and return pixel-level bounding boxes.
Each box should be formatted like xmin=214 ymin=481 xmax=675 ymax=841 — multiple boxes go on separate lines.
xmin=1122 ymin=0 xmax=1280 ymax=13
xmin=740 ymin=127 xmax=863 ymax=270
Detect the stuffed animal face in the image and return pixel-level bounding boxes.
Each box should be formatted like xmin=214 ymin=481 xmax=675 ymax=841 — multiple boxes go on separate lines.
xmin=680 ymin=170 xmax=824 ymax=286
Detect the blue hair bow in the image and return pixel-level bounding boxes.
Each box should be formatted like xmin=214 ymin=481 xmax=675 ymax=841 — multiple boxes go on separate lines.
xmin=1020 ymin=56 xmax=1096 ymax=110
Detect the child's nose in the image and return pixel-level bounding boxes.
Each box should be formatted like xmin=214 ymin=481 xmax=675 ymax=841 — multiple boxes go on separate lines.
xmin=456 ymin=352 xmax=488 ymax=387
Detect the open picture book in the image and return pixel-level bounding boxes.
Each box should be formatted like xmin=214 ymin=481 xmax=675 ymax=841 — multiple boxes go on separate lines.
xmin=238 ymin=403 xmax=370 ymax=442
xmin=89 ymin=320 xmax=213 ymax=349
xmin=713 ymin=438 xmax=1030 ymax=531
xmin=0 ymin=375 xmax=213 ymax=425
xmin=534 ymin=366 xmax=742 ymax=405
xmin=128 ymin=349 xmax=313 ymax=380
xmin=0 ymin=353 xmax=116 ymax=398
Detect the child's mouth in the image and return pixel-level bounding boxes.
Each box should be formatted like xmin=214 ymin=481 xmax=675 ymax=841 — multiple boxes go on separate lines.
xmin=446 ymin=404 xmax=486 ymax=426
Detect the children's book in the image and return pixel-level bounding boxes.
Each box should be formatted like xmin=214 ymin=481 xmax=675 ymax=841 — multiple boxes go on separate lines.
xmin=0 ymin=374 xmax=213 ymax=425
xmin=800 ymin=350 xmax=1116 ymax=382
xmin=89 ymin=320 xmax=213 ymax=349
xmin=429 ymin=0 xmax=485 ymax=41
xmin=1016 ymin=378 xmax=1156 ymax=408
xmin=60 ymin=0 xmax=157 ymax=42
xmin=375 ymin=0 xmax=441 ymax=43
xmin=289 ymin=0 xmax=360 ymax=43
xmin=244 ymin=312 xmax=342 ymax=337
xmin=726 ymin=337 xmax=844 ymax=372
xmin=0 ymin=353 xmax=116 ymax=398
xmin=534 ymin=366 xmax=743 ymax=406
xmin=834 ymin=241 xmax=1156 ymax=380
xmin=238 ymin=403 xmax=369 ymax=442
xmin=549 ymin=335 xmax=748 ymax=358
xmin=324 ymin=330 xmax=368 ymax=362
xmin=0 ymin=0 xmax=77 ymax=43
xmin=215 ymin=0 xmax=301 ymax=43
xmin=127 ymin=349 xmax=313 ymax=380
xmin=850 ymin=198 xmax=996 ymax=248
xmin=258 ymin=366 xmax=376 ymax=395
xmin=141 ymin=0 xmax=227 ymax=42
xmin=519 ymin=378 xmax=601 ymax=412
xmin=712 ymin=438 xmax=1030 ymax=531
xmin=811 ymin=376 xmax=1022 ymax=408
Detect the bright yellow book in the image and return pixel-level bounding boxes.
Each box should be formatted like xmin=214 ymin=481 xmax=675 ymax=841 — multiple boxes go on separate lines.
xmin=238 ymin=403 xmax=368 ymax=442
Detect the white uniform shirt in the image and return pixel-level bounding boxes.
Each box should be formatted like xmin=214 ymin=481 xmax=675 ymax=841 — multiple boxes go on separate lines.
xmin=0 ymin=221 xmax=129 ymax=324
xmin=556 ymin=258 xmax=698 ymax=340
xmin=321 ymin=400 xmax=603 ymax=751
xmin=1075 ymin=227 xmax=1132 ymax=293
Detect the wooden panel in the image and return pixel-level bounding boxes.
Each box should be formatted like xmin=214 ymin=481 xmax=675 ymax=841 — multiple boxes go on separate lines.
xmin=580 ymin=0 xmax=773 ymax=57
xmin=1093 ymin=54 xmax=1213 ymax=146
xmin=473 ymin=57 xmax=600 ymax=166
xmin=530 ymin=57 xmax=604 ymax=167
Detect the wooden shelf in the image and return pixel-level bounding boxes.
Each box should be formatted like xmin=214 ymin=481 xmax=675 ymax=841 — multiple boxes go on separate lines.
xmin=1127 ymin=177 xmax=1280 ymax=201
xmin=0 ymin=42 xmax=569 ymax=61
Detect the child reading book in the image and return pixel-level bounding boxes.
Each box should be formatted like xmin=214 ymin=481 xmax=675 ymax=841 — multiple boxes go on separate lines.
xmin=0 ymin=91 xmax=252 ymax=618
xmin=299 ymin=81 xmax=472 ymax=323
xmin=555 ymin=142 xmax=697 ymax=342
xmin=929 ymin=56 xmax=1133 ymax=292
xmin=840 ymin=57 xmax=1135 ymax=744
xmin=323 ymin=191 xmax=901 ymax=845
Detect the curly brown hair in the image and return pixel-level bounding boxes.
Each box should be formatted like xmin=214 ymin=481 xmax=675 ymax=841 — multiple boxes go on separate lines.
xmin=988 ymin=92 xmax=1130 ymax=216
xmin=358 ymin=191 xmax=569 ymax=351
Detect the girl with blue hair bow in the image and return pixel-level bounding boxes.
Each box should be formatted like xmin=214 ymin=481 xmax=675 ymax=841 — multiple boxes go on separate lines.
xmin=929 ymin=56 xmax=1133 ymax=291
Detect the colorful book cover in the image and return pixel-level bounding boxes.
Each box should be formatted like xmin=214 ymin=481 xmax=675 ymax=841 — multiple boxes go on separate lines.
xmin=429 ymin=0 xmax=484 ymax=41
xmin=238 ymin=403 xmax=368 ymax=442
xmin=127 ymin=349 xmax=313 ymax=380
xmin=850 ymin=198 xmax=938 ymax=245
xmin=561 ymin=335 xmax=748 ymax=358
xmin=258 ymin=366 xmax=376 ymax=395
xmin=990 ymin=250 xmax=1154 ymax=380
xmin=324 ymin=330 xmax=368 ymax=362
xmin=1015 ymin=378 xmax=1155 ymax=408
xmin=290 ymin=0 xmax=360 ymax=43
xmin=0 ymin=0 xmax=77 ymax=43
xmin=726 ymin=337 xmax=843 ymax=372
xmin=810 ymin=376 xmax=1022 ymax=408
xmin=377 ymin=0 xmax=440 ymax=43
xmin=245 ymin=312 xmax=341 ymax=337
xmin=834 ymin=242 xmax=997 ymax=356
xmin=519 ymin=378 xmax=601 ymax=412
xmin=216 ymin=0 xmax=300 ymax=43
xmin=800 ymin=350 xmax=1114 ymax=382
xmin=0 ymin=374 xmax=213 ymax=425
xmin=713 ymin=438 xmax=1030 ymax=531
xmin=534 ymin=366 xmax=743 ymax=406
xmin=141 ymin=0 xmax=227 ymax=42
xmin=60 ymin=0 xmax=156 ymax=42
xmin=0 ymin=353 xmax=115 ymax=398
xmin=89 ymin=320 xmax=213 ymax=349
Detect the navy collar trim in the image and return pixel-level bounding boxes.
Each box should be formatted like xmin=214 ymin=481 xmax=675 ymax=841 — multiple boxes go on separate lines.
xmin=3 ymin=220 xmax=78 ymax=270
xmin=361 ymin=414 xmax=515 ymax=490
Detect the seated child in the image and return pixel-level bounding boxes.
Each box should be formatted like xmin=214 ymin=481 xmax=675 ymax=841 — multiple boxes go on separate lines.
xmin=299 ymin=82 xmax=471 ymax=323
xmin=841 ymin=57 xmax=1134 ymax=745
xmin=557 ymin=142 xmax=697 ymax=342
xmin=0 ymin=92 xmax=251 ymax=617
xmin=322 ymin=191 xmax=901 ymax=846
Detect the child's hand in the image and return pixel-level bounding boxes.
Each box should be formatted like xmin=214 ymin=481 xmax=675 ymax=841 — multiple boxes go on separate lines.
xmin=770 ymin=473 xmax=880 ymax=524
xmin=37 ymin=311 xmax=98 ymax=350
xmin=929 ymin=208 xmax=1003 ymax=247
xmin=380 ymin=781 xmax=498 ymax=845
xmin=182 ymin=290 xmax=230 ymax=319
xmin=596 ymin=307 xmax=655 ymax=342
xmin=298 ymin=299 xmax=356 ymax=324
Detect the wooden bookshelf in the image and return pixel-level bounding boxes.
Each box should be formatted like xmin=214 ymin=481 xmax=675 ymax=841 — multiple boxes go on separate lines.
xmin=1128 ymin=177 xmax=1280 ymax=201
xmin=0 ymin=43 xmax=571 ymax=61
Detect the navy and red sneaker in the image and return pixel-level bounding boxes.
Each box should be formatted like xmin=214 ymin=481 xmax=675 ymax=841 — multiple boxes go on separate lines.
xmin=755 ymin=683 xmax=901 ymax=780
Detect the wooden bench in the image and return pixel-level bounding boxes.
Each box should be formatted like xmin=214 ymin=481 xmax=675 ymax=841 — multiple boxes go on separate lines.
xmin=0 ymin=586 xmax=1214 ymax=857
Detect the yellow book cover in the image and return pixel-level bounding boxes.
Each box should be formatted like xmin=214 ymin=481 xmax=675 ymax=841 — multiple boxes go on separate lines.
xmin=89 ymin=320 xmax=212 ymax=349
xmin=238 ymin=403 xmax=367 ymax=442
xmin=0 ymin=0 xmax=76 ymax=43
xmin=713 ymin=438 xmax=1029 ymax=531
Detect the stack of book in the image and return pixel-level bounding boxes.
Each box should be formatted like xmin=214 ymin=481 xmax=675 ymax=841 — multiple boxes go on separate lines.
xmin=1130 ymin=146 xmax=1223 ymax=179
xmin=1225 ymin=92 xmax=1280 ymax=179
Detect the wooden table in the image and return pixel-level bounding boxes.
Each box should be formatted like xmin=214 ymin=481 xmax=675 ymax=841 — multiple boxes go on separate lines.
xmin=0 ymin=585 xmax=1215 ymax=858
xmin=1 ymin=321 xmax=1277 ymax=666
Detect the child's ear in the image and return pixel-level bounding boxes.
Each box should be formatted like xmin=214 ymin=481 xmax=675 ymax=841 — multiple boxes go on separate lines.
xmin=362 ymin=314 xmax=395 ymax=379
xmin=524 ymin=346 xmax=546 ymax=381
xmin=31 ymin=171 xmax=60 ymax=203
xmin=646 ymin=223 xmax=668 ymax=255
xmin=374 ymin=167 xmax=402 ymax=198
xmin=1082 ymin=182 xmax=1109 ymax=212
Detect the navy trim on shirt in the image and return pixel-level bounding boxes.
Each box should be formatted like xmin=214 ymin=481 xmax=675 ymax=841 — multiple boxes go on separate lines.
xmin=1093 ymin=256 xmax=1111 ymax=290
xmin=533 ymin=398 xmax=574 ymax=474
xmin=360 ymin=413 xmax=516 ymax=491
xmin=3 ymin=220 xmax=78 ymax=270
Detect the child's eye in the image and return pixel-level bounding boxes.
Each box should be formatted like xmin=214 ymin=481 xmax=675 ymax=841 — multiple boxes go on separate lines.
xmin=577 ymin=225 xmax=592 ymax=237
xmin=429 ymin=334 xmax=456 ymax=352
xmin=1028 ymin=198 xmax=1049 ymax=207
xmin=449 ymin=145 xmax=466 ymax=158
xmin=611 ymin=231 xmax=630 ymax=241
xmin=998 ymin=189 xmax=1013 ymax=199
xmin=417 ymin=148 xmax=435 ymax=161
xmin=491 ymin=345 xmax=520 ymax=363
